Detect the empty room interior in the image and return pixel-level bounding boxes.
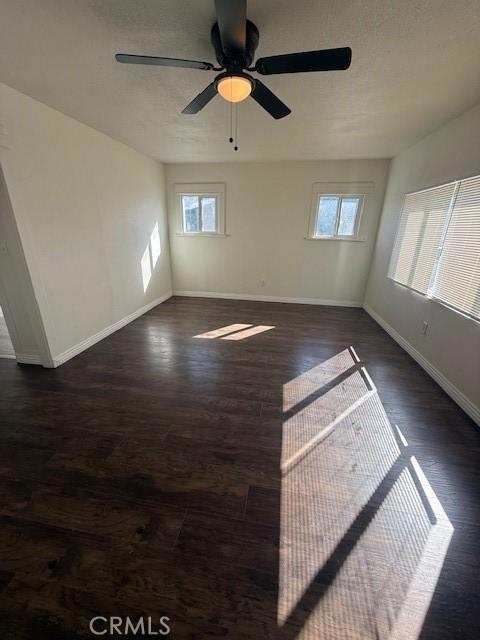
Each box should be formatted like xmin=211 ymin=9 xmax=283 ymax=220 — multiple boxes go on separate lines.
xmin=1 ymin=1 xmax=480 ymax=639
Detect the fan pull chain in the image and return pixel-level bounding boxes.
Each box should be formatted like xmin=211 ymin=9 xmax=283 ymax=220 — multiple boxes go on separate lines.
xmin=226 ymin=87 xmax=239 ymax=151
xmin=229 ymin=90 xmax=233 ymax=144
xmin=234 ymin=102 xmax=239 ymax=151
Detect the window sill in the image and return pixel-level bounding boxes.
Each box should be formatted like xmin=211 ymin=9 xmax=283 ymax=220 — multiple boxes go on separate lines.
xmin=305 ymin=236 xmax=366 ymax=242
xmin=428 ymin=296 xmax=479 ymax=323
xmin=388 ymin=277 xmax=479 ymax=323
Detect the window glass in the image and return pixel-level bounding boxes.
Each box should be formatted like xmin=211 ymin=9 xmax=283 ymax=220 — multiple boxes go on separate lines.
xmin=338 ymin=197 xmax=360 ymax=236
xmin=182 ymin=195 xmax=218 ymax=233
xmin=316 ymin=196 xmax=339 ymax=236
xmin=182 ymin=195 xmax=200 ymax=233
xmin=201 ymin=197 xmax=217 ymax=232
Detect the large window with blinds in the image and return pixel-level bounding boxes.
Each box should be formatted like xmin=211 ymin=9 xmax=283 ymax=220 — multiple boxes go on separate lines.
xmin=389 ymin=174 xmax=480 ymax=321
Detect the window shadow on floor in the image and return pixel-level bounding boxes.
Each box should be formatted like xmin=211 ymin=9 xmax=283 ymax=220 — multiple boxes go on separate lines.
xmin=276 ymin=346 xmax=453 ymax=640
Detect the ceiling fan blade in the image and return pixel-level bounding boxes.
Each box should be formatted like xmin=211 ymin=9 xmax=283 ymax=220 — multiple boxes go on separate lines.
xmin=214 ymin=0 xmax=246 ymax=54
xmin=250 ymin=80 xmax=291 ymax=119
xmin=182 ymin=82 xmax=218 ymax=114
xmin=115 ymin=54 xmax=214 ymax=71
xmin=255 ymin=47 xmax=352 ymax=75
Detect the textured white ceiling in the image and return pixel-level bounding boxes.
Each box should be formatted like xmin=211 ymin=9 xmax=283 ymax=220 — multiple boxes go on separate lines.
xmin=1 ymin=0 xmax=480 ymax=162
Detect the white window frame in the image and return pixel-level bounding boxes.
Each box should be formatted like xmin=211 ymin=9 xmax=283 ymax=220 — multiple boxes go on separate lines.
xmin=306 ymin=182 xmax=373 ymax=241
xmin=182 ymin=195 xmax=218 ymax=234
xmin=174 ymin=183 xmax=226 ymax=236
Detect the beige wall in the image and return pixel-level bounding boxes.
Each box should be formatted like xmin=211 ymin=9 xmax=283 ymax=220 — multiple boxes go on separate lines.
xmin=166 ymin=160 xmax=390 ymax=305
xmin=365 ymin=103 xmax=480 ymax=419
xmin=0 ymin=164 xmax=49 ymax=364
xmin=0 ymin=82 xmax=172 ymax=365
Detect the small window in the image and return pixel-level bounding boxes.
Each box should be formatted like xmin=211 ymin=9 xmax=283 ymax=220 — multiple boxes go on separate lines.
xmin=182 ymin=195 xmax=218 ymax=234
xmin=307 ymin=182 xmax=372 ymax=241
xmin=175 ymin=183 xmax=226 ymax=236
xmin=314 ymin=195 xmax=362 ymax=238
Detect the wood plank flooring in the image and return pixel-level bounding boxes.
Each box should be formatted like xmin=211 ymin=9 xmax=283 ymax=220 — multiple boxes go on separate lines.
xmin=0 ymin=296 xmax=479 ymax=639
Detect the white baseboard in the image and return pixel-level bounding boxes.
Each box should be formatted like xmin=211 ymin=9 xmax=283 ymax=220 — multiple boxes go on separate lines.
xmin=364 ymin=303 xmax=480 ymax=426
xmin=16 ymin=353 xmax=42 ymax=365
xmin=52 ymin=292 xmax=172 ymax=368
xmin=173 ymin=290 xmax=362 ymax=308
xmin=0 ymin=353 xmax=42 ymax=364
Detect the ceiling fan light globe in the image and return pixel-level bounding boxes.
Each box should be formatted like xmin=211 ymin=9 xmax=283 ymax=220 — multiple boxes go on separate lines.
xmin=217 ymin=76 xmax=252 ymax=103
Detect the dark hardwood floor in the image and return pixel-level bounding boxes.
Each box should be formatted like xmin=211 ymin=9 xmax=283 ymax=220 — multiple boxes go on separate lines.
xmin=0 ymin=296 xmax=479 ymax=639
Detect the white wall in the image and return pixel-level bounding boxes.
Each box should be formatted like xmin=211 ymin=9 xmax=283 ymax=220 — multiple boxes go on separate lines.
xmin=365 ymin=103 xmax=480 ymax=420
xmin=166 ymin=160 xmax=390 ymax=305
xmin=0 ymin=164 xmax=50 ymax=364
xmin=0 ymin=82 xmax=172 ymax=365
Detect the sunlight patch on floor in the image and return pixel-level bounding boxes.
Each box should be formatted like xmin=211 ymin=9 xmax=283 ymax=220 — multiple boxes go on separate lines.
xmin=283 ymin=348 xmax=356 ymax=413
xmin=193 ymin=324 xmax=252 ymax=339
xmin=279 ymin=347 xmax=453 ymax=639
xmin=222 ymin=325 xmax=275 ymax=340
xmin=193 ymin=324 xmax=275 ymax=340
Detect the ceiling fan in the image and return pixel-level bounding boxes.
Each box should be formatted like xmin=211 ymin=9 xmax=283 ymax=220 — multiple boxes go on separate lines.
xmin=115 ymin=0 xmax=351 ymax=120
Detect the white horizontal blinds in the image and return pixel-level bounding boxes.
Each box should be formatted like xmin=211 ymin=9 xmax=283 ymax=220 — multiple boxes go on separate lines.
xmin=432 ymin=175 xmax=480 ymax=319
xmin=389 ymin=183 xmax=456 ymax=293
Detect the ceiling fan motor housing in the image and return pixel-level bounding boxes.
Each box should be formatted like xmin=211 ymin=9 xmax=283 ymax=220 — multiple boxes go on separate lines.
xmin=211 ymin=20 xmax=259 ymax=71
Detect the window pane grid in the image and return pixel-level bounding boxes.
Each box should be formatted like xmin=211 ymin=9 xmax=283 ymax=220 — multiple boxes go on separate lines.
xmin=181 ymin=195 xmax=218 ymax=234
xmin=315 ymin=195 xmax=361 ymax=238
